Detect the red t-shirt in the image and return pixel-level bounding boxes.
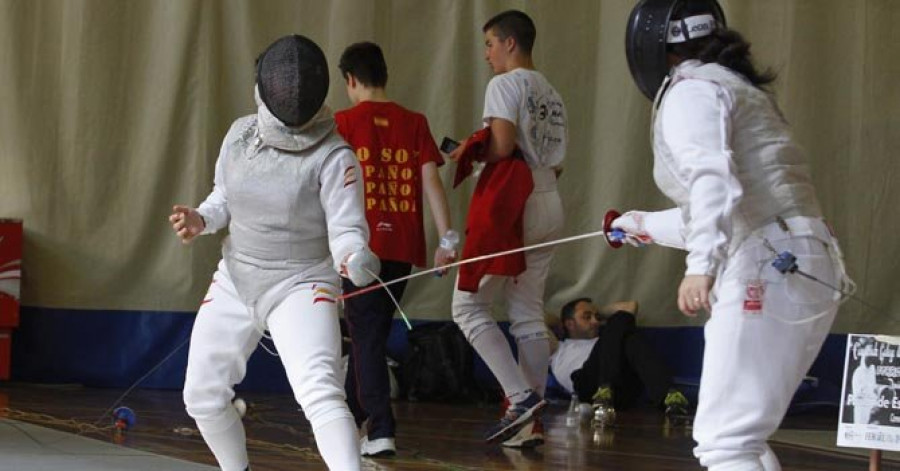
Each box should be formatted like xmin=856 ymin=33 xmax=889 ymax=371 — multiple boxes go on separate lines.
xmin=335 ymin=101 xmax=444 ymax=267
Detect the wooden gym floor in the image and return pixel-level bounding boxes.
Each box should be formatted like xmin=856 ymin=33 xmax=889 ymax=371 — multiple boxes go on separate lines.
xmin=0 ymin=382 xmax=895 ymax=470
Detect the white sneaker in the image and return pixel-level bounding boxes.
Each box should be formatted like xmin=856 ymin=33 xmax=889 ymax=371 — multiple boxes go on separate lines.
xmin=501 ymin=416 xmax=544 ymax=448
xmin=360 ymin=436 xmax=396 ymax=457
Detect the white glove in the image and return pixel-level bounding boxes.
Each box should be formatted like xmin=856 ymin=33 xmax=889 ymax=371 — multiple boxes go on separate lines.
xmin=341 ymin=247 xmax=381 ymax=287
xmin=612 ymin=209 xmax=687 ymax=250
xmin=610 ymin=211 xmax=655 ymax=247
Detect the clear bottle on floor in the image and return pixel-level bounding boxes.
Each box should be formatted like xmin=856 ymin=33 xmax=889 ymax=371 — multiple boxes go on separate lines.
xmin=566 ymin=393 xmax=580 ymax=427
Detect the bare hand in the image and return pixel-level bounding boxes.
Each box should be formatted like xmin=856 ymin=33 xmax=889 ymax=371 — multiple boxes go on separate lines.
xmin=169 ymin=205 xmax=205 ymax=244
xmin=433 ymin=247 xmax=457 ymax=276
xmin=447 ymin=141 xmax=466 ymax=162
xmin=677 ymin=275 xmax=714 ymax=317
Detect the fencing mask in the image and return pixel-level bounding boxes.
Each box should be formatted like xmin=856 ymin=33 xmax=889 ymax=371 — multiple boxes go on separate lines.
xmin=256 ymin=35 xmax=329 ymax=127
xmin=625 ymin=0 xmax=726 ymax=100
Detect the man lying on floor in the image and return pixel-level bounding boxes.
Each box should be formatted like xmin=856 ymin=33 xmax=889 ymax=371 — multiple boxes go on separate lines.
xmin=549 ymin=298 xmax=690 ymax=419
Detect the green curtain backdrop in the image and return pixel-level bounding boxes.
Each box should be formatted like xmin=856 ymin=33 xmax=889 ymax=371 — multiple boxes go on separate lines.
xmin=0 ymin=0 xmax=897 ymax=333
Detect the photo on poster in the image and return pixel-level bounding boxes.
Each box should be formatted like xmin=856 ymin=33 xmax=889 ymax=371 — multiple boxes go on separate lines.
xmin=837 ymin=334 xmax=900 ymax=451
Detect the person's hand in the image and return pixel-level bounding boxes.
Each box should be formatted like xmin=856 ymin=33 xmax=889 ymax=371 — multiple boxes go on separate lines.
xmin=341 ymin=247 xmax=381 ymax=287
xmin=610 ymin=211 xmax=654 ymax=247
xmin=433 ymin=230 xmax=459 ymax=277
xmin=677 ymin=275 xmax=714 ymax=317
xmin=447 ymin=140 xmax=467 ymax=162
xmin=169 ymin=205 xmax=205 ymax=244
xmin=433 ymin=247 xmax=457 ymax=276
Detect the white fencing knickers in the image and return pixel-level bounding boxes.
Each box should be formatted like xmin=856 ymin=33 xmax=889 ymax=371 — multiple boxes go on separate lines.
xmin=183 ymin=260 xmax=359 ymax=471
xmin=452 ymin=169 xmax=563 ymax=397
xmin=693 ymin=217 xmax=848 ymax=471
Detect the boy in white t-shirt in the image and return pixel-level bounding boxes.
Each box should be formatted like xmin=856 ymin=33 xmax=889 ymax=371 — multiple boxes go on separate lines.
xmin=448 ymin=9 xmax=567 ymax=447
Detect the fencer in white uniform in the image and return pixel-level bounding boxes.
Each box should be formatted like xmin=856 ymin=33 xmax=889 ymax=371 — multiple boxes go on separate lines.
xmin=620 ymin=3 xmax=852 ymax=470
xmin=169 ymin=35 xmax=379 ymax=471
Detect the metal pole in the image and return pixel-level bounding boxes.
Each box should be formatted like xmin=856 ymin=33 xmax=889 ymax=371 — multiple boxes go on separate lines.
xmin=869 ymin=449 xmax=881 ymax=471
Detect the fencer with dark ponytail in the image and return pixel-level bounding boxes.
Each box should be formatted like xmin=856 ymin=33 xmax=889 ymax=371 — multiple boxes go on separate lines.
xmin=669 ymin=28 xmax=776 ymax=88
xmin=667 ymin=1 xmax=776 ymax=89
xmin=623 ymin=2 xmax=849 ymax=468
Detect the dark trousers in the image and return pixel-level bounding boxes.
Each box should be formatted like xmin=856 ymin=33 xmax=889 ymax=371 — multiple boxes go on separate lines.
xmin=342 ymin=260 xmax=411 ymax=439
xmin=570 ymin=311 xmax=673 ymax=408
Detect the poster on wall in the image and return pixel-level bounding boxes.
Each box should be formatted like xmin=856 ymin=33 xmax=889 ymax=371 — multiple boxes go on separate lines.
xmin=837 ymin=334 xmax=900 ymax=451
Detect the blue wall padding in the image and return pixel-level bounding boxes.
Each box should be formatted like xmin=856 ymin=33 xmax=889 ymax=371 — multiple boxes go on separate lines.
xmin=11 ymin=307 xmax=848 ymax=409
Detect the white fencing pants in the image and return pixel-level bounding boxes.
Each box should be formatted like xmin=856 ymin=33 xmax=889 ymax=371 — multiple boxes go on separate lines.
xmin=453 ymin=179 xmax=563 ymax=397
xmin=184 ymin=261 xmax=359 ymax=471
xmin=693 ymin=217 xmax=847 ymax=471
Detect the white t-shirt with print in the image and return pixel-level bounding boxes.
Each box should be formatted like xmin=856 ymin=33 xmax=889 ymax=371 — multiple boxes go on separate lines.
xmin=482 ymin=68 xmax=567 ymax=169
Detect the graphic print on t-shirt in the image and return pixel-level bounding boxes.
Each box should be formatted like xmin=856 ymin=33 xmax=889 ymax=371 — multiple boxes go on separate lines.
xmin=335 ymin=101 xmax=444 ymax=267
xmin=524 ymin=78 xmax=565 ymax=155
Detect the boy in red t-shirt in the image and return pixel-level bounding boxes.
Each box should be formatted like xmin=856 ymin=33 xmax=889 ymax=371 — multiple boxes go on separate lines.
xmin=334 ymin=41 xmax=456 ymax=458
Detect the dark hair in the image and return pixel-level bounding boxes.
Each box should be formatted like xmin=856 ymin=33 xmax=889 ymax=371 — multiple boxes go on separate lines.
xmin=668 ymin=2 xmax=775 ymax=88
xmin=669 ymin=28 xmax=776 ymax=88
xmin=483 ymin=10 xmax=536 ymax=55
xmin=560 ymin=297 xmax=592 ymax=338
xmin=338 ymin=41 xmax=388 ymax=88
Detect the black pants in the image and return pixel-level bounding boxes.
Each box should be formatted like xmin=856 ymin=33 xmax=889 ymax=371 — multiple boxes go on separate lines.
xmin=570 ymin=311 xmax=673 ymax=408
xmin=342 ymin=260 xmax=411 ymax=439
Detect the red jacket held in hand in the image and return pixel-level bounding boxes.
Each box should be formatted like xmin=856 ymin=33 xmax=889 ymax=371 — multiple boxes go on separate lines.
xmin=453 ymin=127 xmax=533 ymax=292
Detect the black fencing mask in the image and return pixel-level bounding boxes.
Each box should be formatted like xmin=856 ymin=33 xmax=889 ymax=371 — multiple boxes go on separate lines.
xmin=625 ymin=0 xmax=726 ymax=100
xmin=256 ymin=35 xmax=329 ymax=127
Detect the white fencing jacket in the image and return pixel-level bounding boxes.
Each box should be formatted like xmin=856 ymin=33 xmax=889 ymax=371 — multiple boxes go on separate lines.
xmin=650 ymin=60 xmax=822 ymax=277
xmin=197 ymin=95 xmax=368 ymax=316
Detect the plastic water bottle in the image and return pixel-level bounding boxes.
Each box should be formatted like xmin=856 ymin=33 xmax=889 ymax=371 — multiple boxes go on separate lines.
xmin=435 ymin=230 xmax=460 ymax=278
xmin=440 ymin=229 xmax=460 ymax=251
xmin=566 ymin=393 xmax=580 ymax=427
